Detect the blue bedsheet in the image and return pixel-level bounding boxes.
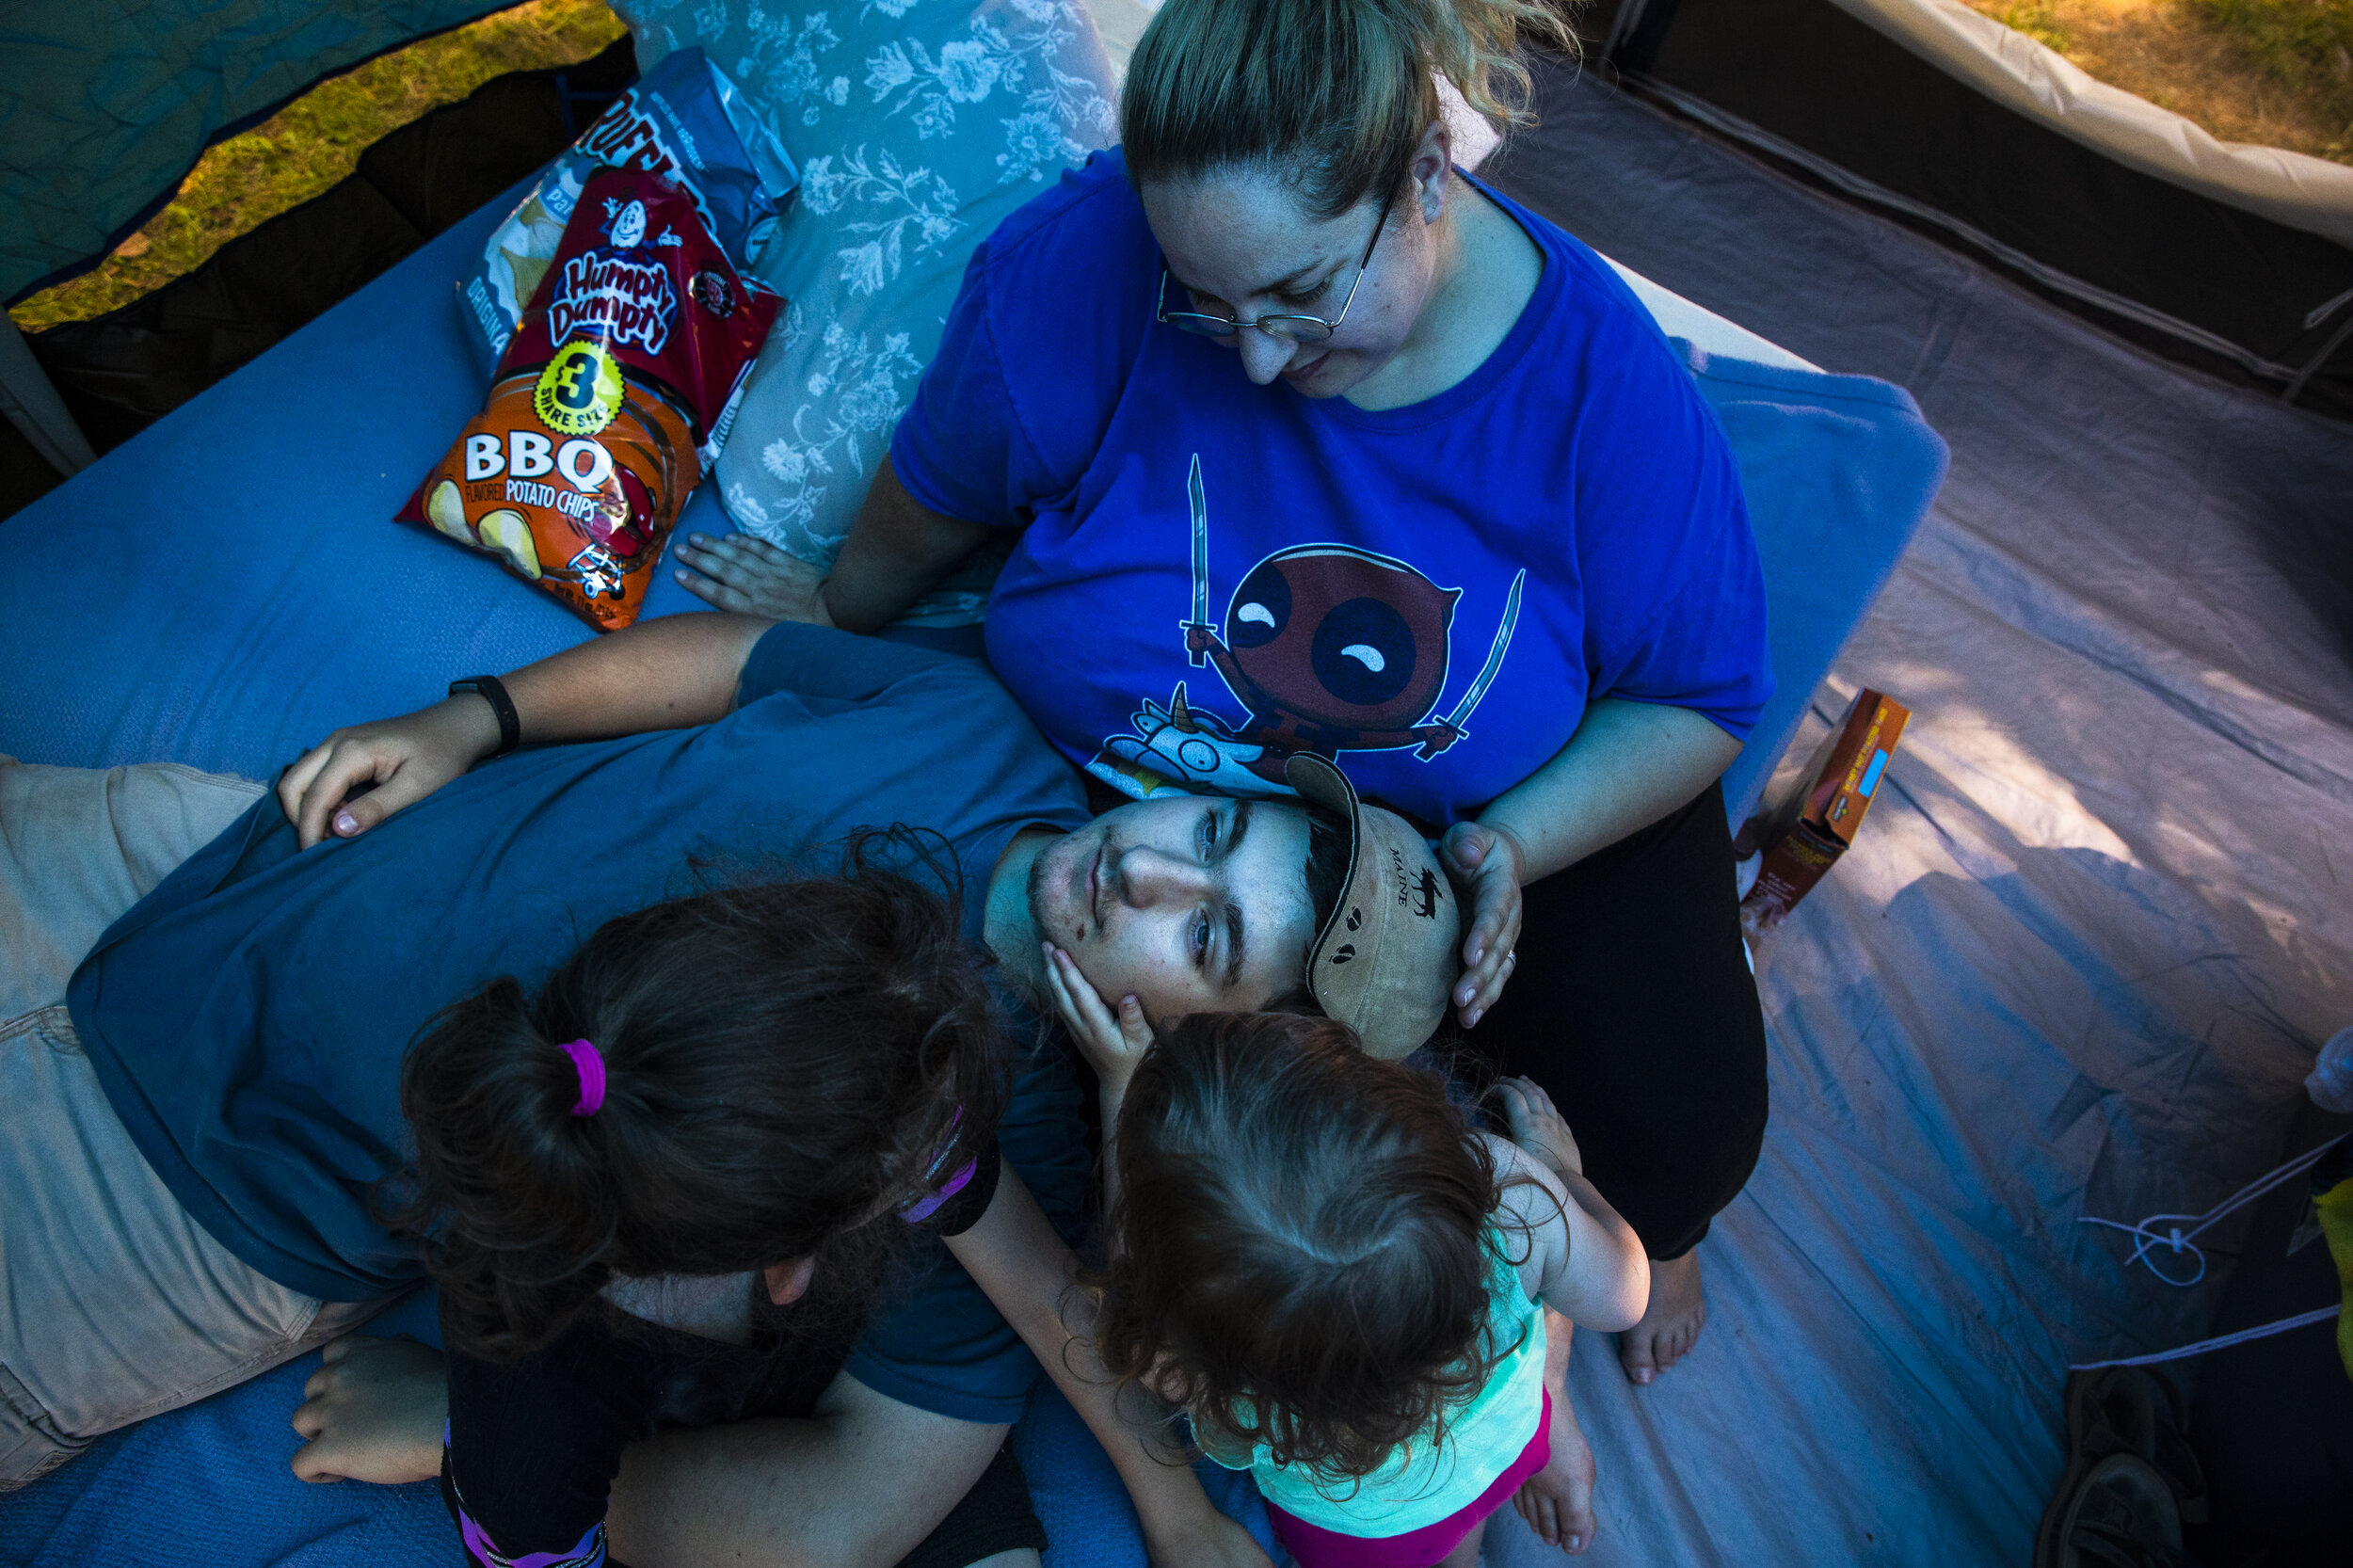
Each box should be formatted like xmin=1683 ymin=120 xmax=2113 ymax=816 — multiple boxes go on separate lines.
xmin=0 ymin=1284 xmax=1275 ymax=1568
xmin=0 ymin=184 xmax=1944 ymax=1564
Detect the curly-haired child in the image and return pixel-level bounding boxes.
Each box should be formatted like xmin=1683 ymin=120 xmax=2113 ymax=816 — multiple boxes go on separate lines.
xmin=1042 ymin=955 xmax=1647 ymax=1567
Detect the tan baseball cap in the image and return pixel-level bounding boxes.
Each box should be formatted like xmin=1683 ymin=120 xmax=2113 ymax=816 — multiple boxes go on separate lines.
xmin=1283 ymin=754 xmax=1464 ymax=1060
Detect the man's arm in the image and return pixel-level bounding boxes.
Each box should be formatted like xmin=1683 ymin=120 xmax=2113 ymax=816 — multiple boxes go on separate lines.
xmin=277 ymin=612 xmax=774 ymax=846
xmin=604 ymin=1370 xmax=1005 ymax=1568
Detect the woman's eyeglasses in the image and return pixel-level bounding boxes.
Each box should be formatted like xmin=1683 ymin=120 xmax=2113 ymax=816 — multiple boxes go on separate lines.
xmin=1156 ymin=188 xmax=1398 ymax=344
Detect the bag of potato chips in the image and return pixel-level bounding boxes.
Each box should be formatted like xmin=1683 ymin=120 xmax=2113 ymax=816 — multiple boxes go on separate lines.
xmin=457 ymin=47 xmax=795 ymax=369
xmin=402 ymin=166 xmax=780 ymax=630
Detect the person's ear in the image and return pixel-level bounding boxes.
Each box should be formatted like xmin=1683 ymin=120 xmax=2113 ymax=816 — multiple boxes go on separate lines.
xmin=1408 ymin=118 xmax=1454 ymax=226
xmin=762 ymin=1256 xmax=816 ymax=1306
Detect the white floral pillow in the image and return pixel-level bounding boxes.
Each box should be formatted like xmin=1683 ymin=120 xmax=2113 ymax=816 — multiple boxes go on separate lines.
xmin=614 ymin=0 xmax=1120 ymax=623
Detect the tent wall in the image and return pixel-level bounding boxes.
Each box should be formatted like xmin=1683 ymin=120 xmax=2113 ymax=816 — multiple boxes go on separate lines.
xmin=1 ymin=0 xmax=519 ymax=308
xmin=0 ymin=39 xmax=638 ymax=521
xmin=1826 ymin=0 xmax=2353 ymax=248
xmin=1598 ymin=0 xmax=2353 ymax=415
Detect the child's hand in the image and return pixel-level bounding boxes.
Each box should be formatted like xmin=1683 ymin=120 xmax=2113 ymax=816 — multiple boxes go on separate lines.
xmin=1500 ymin=1076 xmax=1584 ymax=1178
xmin=1043 ymin=944 xmax=1156 ymax=1100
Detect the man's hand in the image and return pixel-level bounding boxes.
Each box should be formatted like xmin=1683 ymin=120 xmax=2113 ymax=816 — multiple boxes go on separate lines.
xmin=1438 ymin=819 xmax=1526 ymax=1028
xmin=277 ymin=696 xmax=502 ymax=849
xmin=1143 ymin=1504 xmax=1274 ymax=1568
xmin=670 ymin=533 xmax=837 ymax=625
xmin=1041 ymin=944 xmax=1156 ymax=1108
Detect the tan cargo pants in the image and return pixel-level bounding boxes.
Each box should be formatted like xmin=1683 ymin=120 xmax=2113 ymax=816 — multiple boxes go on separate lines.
xmin=0 ymin=758 xmax=380 ymax=1488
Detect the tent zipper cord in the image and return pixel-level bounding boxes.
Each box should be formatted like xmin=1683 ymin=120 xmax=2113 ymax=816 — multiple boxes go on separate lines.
xmin=1610 ymin=72 xmax=2316 ymax=389
xmin=2075 ymin=1132 xmax=2349 ymax=1288
xmin=2069 ymin=1304 xmax=2341 ymax=1370
xmin=2285 ymin=309 xmax=2353 ymax=407
xmin=2065 ymin=1132 xmax=2348 ymax=1369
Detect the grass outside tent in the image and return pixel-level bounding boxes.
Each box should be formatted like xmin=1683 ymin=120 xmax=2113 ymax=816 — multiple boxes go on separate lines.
xmin=8 ymin=0 xmax=624 ymax=333
xmin=8 ymin=0 xmax=2350 ymax=335
xmin=1965 ymin=0 xmax=2353 ymax=161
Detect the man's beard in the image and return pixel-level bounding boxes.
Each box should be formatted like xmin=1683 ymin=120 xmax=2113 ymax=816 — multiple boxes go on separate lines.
xmin=1029 ymin=824 xmax=1110 ymax=944
xmin=1001 ymin=841 xmax=1059 ymax=1012
xmin=1025 ymin=832 xmax=1056 ymax=938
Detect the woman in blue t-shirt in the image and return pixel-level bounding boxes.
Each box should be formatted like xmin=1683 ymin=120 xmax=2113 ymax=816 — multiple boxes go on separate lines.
xmin=675 ymin=0 xmax=1773 ymax=1544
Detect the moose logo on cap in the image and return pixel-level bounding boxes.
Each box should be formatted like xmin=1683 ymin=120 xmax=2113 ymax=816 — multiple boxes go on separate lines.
xmin=1385 ymin=844 xmax=1449 ymax=920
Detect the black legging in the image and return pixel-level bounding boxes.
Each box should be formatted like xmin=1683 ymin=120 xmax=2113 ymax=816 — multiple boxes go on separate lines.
xmin=1465 ymin=780 xmax=1769 ymax=1261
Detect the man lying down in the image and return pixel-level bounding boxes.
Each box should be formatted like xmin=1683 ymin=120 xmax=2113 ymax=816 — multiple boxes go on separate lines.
xmin=0 ymin=613 xmax=1461 ymax=1567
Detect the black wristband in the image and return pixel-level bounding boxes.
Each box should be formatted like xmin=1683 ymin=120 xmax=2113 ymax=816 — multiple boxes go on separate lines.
xmin=448 ymin=676 xmax=522 ymax=759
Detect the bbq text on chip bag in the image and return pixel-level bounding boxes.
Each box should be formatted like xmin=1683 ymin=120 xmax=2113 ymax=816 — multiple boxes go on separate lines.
xmin=402 ymin=167 xmax=780 ymax=630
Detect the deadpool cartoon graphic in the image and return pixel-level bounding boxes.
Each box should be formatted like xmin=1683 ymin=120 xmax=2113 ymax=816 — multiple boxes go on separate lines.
xmin=1090 ymin=455 xmax=1525 ymax=799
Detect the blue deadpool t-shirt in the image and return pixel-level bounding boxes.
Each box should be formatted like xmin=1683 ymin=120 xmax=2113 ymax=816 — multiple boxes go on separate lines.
xmin=893 ymin=150 xmax=1772 ymax=829
xmin=66 ymin=626 xmax=1092 ymax=1424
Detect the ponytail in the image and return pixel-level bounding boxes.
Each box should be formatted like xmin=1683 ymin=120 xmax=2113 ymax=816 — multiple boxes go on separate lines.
xmin=392 ymin=976 xmax=622 ymax=1356
xmin=1120 ymin=0 xmax=1578 ymax=219
xmin=390 ymin=832 xmax=1006 ymax=1361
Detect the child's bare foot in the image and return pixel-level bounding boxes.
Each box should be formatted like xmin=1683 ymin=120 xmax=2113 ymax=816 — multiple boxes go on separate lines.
xmin=289 ymin=1336 xmax=448 ymax=1483
xmin=1618 ymin=1250 xmax=1706 ymax=1386
xmin=1498 ymin=1076 xmax=1583 ymax=1178
xmin=1513 ymin=1310 xmax=1598 ymax=1554
xmin=1506 ymin=1384 xmax=1600 ymax=1544
xmin=1513 ymin=1383 xmax=1598 ymax=1552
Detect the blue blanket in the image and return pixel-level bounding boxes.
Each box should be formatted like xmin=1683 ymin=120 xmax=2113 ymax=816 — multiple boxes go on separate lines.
xmin=0 ymin=184 xmax=1944 ymax=1564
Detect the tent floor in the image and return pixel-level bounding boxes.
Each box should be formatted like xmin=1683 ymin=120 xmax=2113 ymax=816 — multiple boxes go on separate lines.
xmin=1478 ymin=68 xmax=2353 ymax=1568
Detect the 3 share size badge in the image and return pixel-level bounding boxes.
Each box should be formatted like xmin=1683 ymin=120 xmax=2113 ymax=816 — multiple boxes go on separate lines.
xmin=534 ymin=340 xmax=625 ymax=438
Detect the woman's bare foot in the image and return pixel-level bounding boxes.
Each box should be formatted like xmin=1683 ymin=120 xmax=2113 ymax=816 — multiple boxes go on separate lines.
xmin=289 ymin=1336 xmax=449 ymax=1483
xmin=1618 ymin=1250 xmax=1706 ymax=1386
xmin=1513 ymin=1310 xmax=1598 ymax=1554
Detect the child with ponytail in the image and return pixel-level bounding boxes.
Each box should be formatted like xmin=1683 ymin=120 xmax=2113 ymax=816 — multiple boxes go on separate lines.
xmin=1044 ymin=977 xmax=1648 ymax=1568
xmin=389 ymin=855 xmax=1031 ymax=1568
xmin=328 ymin=840 xmax=1269 ymax=1568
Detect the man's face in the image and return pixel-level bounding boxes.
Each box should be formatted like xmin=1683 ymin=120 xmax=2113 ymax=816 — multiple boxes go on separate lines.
xmin=1029 ymin=795 xmax=1316 ymax=1021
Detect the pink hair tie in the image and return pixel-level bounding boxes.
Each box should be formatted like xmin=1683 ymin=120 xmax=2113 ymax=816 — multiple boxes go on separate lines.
xmin=557 ymin=1038 xmax=606 ymax=1117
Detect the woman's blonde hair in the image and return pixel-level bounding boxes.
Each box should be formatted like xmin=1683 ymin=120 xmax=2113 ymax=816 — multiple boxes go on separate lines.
xmin=1120 ymin=0 xmax=1577 ymax=219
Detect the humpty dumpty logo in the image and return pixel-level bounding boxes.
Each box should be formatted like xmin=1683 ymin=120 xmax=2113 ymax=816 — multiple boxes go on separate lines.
xmin=1088 ymin=455 xmax=1526 ymax=801
xmin=610 ymin=198 xmax=648 ymax=249
xmin=544 ymin=198 xmax=682 ymax=355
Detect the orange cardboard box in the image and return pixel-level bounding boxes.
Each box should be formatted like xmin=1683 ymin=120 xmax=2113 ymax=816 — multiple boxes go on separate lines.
xmin=1738 ymin=689 xmax=1911 ymax=935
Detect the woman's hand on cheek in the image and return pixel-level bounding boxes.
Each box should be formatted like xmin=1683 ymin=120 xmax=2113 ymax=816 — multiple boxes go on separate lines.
xmin=671 ymin=533 xmax=838 ymax=626
xmin=1042 ymin=945 xmax=1156 ymax=1101
xmin=1439 ymin=820 xmax=1527 ymax=1028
